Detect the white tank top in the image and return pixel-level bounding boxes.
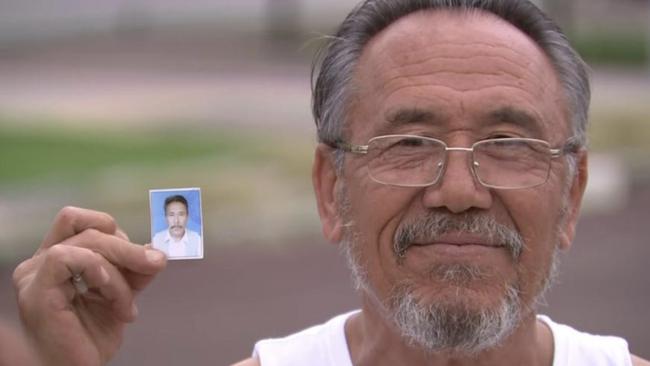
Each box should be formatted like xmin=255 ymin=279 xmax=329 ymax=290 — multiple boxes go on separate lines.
xmin=253 ymin=311 xmax=632 ymax=366
xmin=538 ymin=315 xmax=632 ymax=366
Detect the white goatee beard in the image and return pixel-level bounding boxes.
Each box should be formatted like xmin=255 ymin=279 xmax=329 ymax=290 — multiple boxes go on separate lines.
xmin=388 ymin=278 xmax=522 ymax=355
xmin=339 ymin=208 xmax=561 ymax=355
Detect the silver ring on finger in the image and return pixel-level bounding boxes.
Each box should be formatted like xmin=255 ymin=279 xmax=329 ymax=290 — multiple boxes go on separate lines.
xmin=71 ymin=273 xmax=88 ymax=295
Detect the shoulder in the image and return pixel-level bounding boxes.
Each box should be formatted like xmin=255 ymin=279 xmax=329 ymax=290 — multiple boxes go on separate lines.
xmin=539 ymin=315 xmax=635 ymax=365
xmin=187 ymin=229 xmax=202 ymax=246
xmin=230 ymin=357 xmax=260 ymax=366
xmin=152 ymin=230 xmax=166 ymax=243
xmin=253 ymin=310 xmax=358 ymax=366
xmin=632 ymin=354 xmax=650 ymax=366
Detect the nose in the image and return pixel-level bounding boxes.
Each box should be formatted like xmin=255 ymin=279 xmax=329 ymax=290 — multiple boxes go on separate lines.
xmin=421 ymin=149 xmax=492 ymax=213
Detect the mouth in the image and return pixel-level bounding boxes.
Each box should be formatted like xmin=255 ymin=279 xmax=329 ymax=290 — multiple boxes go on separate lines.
xmin=399 ymin=234 xmax=505 ymax=259
xmin=412 ymin=236 xmax=503 ymax=248
xmin=393 ymin=213 xmax=524 ymax=262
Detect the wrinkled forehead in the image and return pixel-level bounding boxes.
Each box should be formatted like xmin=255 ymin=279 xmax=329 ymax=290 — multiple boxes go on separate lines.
xmin=364 ymin=9 xmax=548 ymax=59
xmin=349 ymin=9 xmax=568 ymax=140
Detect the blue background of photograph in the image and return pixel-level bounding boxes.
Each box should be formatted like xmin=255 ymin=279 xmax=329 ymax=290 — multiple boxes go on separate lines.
xmin=150 ymin=188 xmax=203 ymax=237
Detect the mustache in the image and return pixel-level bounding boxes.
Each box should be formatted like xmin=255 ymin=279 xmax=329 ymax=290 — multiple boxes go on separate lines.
xmin=393 ymin=211 xmax=524 ymax=261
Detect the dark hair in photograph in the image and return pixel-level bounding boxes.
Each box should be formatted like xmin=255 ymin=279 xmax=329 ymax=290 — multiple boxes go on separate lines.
xmin=164 ymin=195 xmax=188 ymax=213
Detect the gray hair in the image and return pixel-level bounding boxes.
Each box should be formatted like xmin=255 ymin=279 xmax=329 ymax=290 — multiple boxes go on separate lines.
xmin=311 ymin=0 xmax=590 ymax=155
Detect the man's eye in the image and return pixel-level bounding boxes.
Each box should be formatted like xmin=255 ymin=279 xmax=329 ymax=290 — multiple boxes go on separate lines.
xmin=396 ymin=138 xmax=424 ymax=147
xmin=488 ymin=134 xmax=516 ymax=140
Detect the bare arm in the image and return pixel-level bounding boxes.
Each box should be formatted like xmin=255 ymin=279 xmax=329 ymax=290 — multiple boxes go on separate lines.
xmin=632 ymin=354 xmax=650 ymax=366
xmin=231 ymin=357 xmax=261 ymax=366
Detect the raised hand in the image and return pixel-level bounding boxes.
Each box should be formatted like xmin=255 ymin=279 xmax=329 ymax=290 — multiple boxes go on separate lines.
xmin=13 ymin=207 xmax=167 ymax=366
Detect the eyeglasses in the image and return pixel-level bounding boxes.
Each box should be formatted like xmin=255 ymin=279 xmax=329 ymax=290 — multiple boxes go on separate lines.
xmin=333 ymin=135 xmax=578 ymax=189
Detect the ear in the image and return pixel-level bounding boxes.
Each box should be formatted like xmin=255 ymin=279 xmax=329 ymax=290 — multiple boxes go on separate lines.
xmin=558 ymin=151 xmax=588 ymax=250
xmin=312 ymin=144 xmax=344 ymax=244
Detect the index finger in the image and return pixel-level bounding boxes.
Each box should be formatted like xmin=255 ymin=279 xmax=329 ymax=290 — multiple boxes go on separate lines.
xmin=59 ymin=229 xmax=167 ymax=276
xmin=39 ymin=206 xmax=118 ymax=252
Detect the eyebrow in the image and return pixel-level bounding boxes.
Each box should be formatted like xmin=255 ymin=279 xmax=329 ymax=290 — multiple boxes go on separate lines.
xmin=484 ymin=107 xmax=543 ymax=136
xmin=382 ymin=106 xmax=544 ymax=136
xmin=385 ymin=107 xmax=443 ymax=126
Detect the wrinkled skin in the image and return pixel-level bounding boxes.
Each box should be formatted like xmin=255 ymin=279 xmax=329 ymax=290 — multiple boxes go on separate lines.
xmin=312 ymin=10 xmax=587 ymax=366
xmin=13 ymin=207 xmax=167 ymax=365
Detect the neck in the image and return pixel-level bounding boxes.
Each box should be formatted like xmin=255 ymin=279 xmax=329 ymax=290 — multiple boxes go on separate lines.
xmin=345 ymin=295 xmax=553 ymax=366
xmin=170 ymin=230 xmax=185 ymax=241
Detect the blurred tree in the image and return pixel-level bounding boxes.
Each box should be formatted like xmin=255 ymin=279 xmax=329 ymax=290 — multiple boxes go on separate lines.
xmin=542 ymin=0 xmax=575 ymax=34
xmin=266 ymin=0 xmax=302 ymax=42
xmin=114 ymin=1 xmax=153 ymax=39
xmin=615 ymin=0 xmax=650 ymax=70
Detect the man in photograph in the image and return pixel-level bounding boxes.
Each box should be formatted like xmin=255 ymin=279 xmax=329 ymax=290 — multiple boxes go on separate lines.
xmin=152 ymin=195 xmax=201 ymax=258
xmin=10 ymin=0 xmax=650 ymax=365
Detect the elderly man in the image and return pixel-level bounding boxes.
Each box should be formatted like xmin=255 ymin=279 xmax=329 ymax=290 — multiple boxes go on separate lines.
xmin=11 ymin=0 xmax=649 ymax=365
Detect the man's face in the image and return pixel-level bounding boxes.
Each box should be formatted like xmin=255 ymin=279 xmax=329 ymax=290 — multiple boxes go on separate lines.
xmin=166 ymin=201 xmax=188 ymax=239
xmin=316 ymin=9 xmax=587 ymax=352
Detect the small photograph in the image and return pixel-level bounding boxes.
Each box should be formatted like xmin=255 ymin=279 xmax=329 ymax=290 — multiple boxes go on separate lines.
xmin=149 ymin=187 xmax=204 ymax=260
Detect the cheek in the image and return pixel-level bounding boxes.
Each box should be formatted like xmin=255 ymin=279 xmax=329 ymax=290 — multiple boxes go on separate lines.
xmin=345 ymin=161 xmax=415 ymax=231
xmin=501 ymin=187 xmax=563 ymax=295
xmin=346 ymin=178 xmax=420 ymax=287
xmin=502 ymin=172 xmax=565 ymax=245
xmin=510 ymin=196 xmax=555 ymax=252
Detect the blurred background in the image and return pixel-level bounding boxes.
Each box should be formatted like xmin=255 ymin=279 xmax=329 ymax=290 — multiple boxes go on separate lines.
xmin=0 ymin=0 xmax=648 ymax=364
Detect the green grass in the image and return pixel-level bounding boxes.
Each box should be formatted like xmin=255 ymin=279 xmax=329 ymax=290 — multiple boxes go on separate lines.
xmin=0 ymin=121 xmax=318 ymax=263
xmin=570 ymin=31 xmax=648 ymax=66
xmin=0 ymin=123 xmax=312 ymax=185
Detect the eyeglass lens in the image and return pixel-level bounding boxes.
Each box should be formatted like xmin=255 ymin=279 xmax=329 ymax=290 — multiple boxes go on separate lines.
xmin=366 ymin=136 xmax=552 ymax=188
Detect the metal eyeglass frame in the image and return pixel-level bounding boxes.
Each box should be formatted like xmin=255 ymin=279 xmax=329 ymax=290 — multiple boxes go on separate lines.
xmin=331 ymin=134 xmax=580 ymax=189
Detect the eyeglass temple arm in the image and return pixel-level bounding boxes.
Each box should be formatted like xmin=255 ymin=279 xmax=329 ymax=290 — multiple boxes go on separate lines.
xmin=330 ymin=141 xmax=369 ymax=154
xmin=551 ymin=137 xmax=582 ymax=158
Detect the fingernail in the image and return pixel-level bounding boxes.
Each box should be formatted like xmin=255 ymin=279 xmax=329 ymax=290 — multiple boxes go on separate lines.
xmin=99 ymin=267 xmax=110 ymax=284
xmin=145 ymin=249 xmax=165 ymax=264
xmin=131 ymin=302 xmax=139 ymax=318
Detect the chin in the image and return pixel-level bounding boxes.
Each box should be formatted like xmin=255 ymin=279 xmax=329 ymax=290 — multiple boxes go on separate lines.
xmin=388 ymin=278 xmax=523 ymax=355
xmin=409 ymin=261 xmax=513 ymax=300
xmin=406 ymin=279 xmax=514 ymax=316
